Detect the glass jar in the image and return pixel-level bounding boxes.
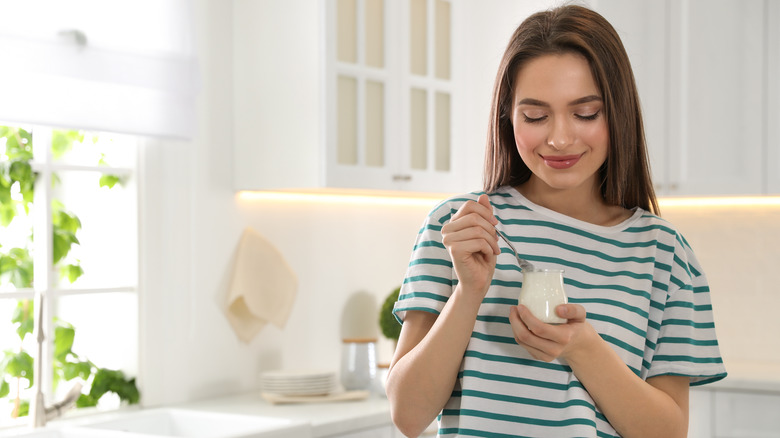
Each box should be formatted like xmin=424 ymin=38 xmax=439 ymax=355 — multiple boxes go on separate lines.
xmin=518 ymin=269 xmax=568 ymax=324
xmin=340 ymin=338 xmax=377 ymax=391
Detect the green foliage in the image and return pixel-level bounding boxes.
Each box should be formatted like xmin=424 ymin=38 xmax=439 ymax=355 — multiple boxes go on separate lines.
xmin=379 ymin=286 xmax=402 ymax=341
xmin=1 ymin=125 xmax=139 ymax=419
xmin=3 ymin=351 xmax=33 ymax=387
xmin=99 ymin=175 xmax=121 ymax=189
xmin=77 ymin=369 xmax=140 ymax=408
xmin=11 ymin=300 xmax=33 ymax=341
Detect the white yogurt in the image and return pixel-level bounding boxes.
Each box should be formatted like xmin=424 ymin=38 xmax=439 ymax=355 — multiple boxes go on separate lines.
xmin=518 ymin=269 xmax=568 ymax=324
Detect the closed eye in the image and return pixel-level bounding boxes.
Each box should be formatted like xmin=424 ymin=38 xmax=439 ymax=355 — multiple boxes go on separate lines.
xmin=523 ymin=114 xmax=547 ymax=124
xmin=575 ymin=110 xmax=601 ymax=121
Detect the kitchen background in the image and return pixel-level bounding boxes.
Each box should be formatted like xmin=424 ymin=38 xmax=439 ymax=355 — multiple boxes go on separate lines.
xmin=0 ymin=0 xmax=778 ymax=436
xmin=137 ymin=0 xmax=780 ymax=408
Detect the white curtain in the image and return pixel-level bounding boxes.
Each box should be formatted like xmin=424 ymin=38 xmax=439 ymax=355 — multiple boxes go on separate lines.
xmin=0 ymin=0 xmax=199 ymax=139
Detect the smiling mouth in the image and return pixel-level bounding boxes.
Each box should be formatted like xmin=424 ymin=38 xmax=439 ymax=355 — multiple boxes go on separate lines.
xmin=542 ymin=154 xmax=582 ymax=170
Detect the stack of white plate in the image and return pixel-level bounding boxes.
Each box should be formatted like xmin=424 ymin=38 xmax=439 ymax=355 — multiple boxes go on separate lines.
xmin=260 ymin=370 xmax=336 ymax=396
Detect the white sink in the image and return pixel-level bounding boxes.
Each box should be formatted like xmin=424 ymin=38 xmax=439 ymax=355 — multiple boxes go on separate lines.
xmin=0 ymin=427 xmax=143 ymax=438
xmin=82 ymin=408 xmax=307 ymax=438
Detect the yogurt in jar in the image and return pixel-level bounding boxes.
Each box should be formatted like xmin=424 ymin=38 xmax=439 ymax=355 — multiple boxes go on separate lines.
xmin=518 ymin=269 xmax=568 ymax=324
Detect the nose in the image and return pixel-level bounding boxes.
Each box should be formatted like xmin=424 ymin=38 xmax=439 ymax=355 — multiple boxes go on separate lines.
xmin=547 ymin=118 xmax=573 ymax=151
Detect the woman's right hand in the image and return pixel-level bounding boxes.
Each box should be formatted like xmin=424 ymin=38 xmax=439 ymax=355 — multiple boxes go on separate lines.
xmin=441 ymin=194 xmax=500 ymax=297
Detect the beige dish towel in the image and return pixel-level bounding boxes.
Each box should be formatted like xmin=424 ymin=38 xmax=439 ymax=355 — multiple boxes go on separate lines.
xmin=225 ymin=227 xmax=298 ymax=343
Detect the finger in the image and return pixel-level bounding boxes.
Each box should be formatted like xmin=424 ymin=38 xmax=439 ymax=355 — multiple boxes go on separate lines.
xmin=477 ymin=194 xmax=499 ymax=226
xmin=511 ymin=306 xmax=561 ymax=353
xmin=556 ymin=304 xmax=587 ymax=322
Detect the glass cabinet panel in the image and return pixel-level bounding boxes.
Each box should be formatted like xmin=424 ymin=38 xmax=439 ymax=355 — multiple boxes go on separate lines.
xmin=410 ymin=88 xmax=427 ymax=170
xmin=435 ymin=91 xmax=450 ymax=171
xmin=410 ymin=0 xmax=427 ymax=76
xmin=337 ymin=0 xmax=358 ymax=63
xmin=365 ymin=0 xmax=384 ymax=68
xmin=337 ymin=76 xmax=358 ymax=165
xmin=434 ymin=0 xmax=451 ymax=80
xmin=365 ymin=80 xmax=385 ymax=167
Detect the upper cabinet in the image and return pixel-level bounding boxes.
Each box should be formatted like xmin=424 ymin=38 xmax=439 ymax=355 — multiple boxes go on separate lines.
xmin=233 ymin=0 xmax=464 ymax=194
xmin=596 ymin=0 xmax=780 ymax=197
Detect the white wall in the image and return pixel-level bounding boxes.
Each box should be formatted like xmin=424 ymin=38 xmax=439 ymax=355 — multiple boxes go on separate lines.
xmin=136 ymin=0 xmax=780 ymax=408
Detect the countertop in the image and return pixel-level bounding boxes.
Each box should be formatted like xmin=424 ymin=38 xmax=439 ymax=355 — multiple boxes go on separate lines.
xmin=177 ymin=392 xmax=395 ymax=438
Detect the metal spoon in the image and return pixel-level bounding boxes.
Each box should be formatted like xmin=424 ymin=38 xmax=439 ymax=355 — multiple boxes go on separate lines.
xmin=496 ymin=228 xmax=536 ymax=272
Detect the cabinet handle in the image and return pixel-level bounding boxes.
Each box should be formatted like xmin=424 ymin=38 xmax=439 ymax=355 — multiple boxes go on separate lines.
xmin=392 ymin=175 xmax=412 ymax=182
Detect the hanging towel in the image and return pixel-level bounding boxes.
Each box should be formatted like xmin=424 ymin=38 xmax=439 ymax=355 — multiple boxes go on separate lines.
xmin=225 ymin=227 xmax=298 ymax=343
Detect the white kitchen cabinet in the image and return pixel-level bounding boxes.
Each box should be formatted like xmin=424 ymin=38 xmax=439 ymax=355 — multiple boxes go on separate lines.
xmin=688 ymin=388 xmax=713 ymax=438
xmin=233 ymin=0 xmax=463 ymax=194
xmin=596 ymin=0 xmax=776 ymax=197
xmin=713 ymin=390 xmax=780 ymax=437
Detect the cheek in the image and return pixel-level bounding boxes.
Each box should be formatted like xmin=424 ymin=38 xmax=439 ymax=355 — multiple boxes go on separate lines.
xmin=513 ymin=125 xmax=546 ymax=154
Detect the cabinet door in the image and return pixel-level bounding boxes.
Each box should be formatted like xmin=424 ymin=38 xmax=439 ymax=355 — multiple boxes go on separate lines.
xmin=325 ymin=0 xmax=459 ymax=194
xmin=714 ymin=390 xmax=780 ymax=437
xmin=595 ymin=0 xmax=668 ymax=194
xmin=666 ymin=0 xmax=765 ymax=196
xmin=767 ymin=0 xmax=780 ymax=194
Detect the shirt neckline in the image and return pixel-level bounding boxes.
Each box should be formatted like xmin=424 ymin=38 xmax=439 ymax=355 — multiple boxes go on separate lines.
xmin=501 ymin=186 xmax=646 ymax=234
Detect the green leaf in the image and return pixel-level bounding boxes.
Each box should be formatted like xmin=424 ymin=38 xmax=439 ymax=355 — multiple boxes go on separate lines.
xmin=60 ymin=264 xmax=84 ymax=284
xmin=10 ymin=300 xmax=34 ymax=341
xmin=5 ymin=351 xmax=34 ymax=387
xmin=0 ymin=379 xmax=9 ymax=398
xmin=8 ymin=160 xmax=32 ymax=184
xmin=99 ymin=174 xmax=120 ymax=189
xmin=76 ymin=393 xmax=97 ymax=408
xmin=54 ymin=324 xmax=75 ymax=360
xmin=62 ymin=360 xmax=92 ymax=381
xmin=17 ymin=399 xmax=29 ymax=417
xmin=51 ymin=130 xmax=83 ymax=160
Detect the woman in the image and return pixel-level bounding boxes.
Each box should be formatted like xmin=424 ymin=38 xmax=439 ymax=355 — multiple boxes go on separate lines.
xmin=386 ymin=5 xmax=726 ymax=438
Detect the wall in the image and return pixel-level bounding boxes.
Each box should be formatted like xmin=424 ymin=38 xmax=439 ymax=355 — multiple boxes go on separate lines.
xmin=137 ymin=0 xmax=780 ymax=408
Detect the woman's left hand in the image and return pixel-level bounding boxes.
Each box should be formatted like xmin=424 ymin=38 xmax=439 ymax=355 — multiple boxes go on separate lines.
xmin=508 ymin=303 xmax=599 ymax=362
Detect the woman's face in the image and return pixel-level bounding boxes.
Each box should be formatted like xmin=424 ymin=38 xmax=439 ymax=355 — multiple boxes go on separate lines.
xmin=511 ymin=53 xmax=608 ymax=195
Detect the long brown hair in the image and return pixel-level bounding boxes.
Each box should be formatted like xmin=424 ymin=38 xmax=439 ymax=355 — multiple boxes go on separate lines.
xmin=482 ymin=5 xmax=659 ymax=214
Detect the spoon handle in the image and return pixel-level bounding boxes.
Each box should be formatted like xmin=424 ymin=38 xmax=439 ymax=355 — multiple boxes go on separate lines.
xmin=496 ymin=228 xmax=536 ymax=272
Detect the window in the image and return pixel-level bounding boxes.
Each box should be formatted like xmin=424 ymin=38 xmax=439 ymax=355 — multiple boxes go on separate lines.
xmin=0 ymin=124 xmax=139 ymax=426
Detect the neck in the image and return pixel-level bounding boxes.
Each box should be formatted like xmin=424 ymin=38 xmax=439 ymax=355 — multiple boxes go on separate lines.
xmin=517 ymin=178 xmax=629 ymax=226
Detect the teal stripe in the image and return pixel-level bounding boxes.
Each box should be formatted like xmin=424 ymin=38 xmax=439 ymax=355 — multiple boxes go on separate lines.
xmin=568 ymin=296 xmax=649 ymax=319
xmin=565 ymin=278 xmax=651 ymax=301
xmin=665 ymin=300 xmax=713 ymax=312
xmin=499 ymin=217 xmax=675 ymax=249
xmin=653 ymin=355 xmax=724 ymax=364
xmin=413 ymin=240 xmax=445 ymax=251
xmin=586 ymin=312 xmax=647 ymax=338
xmin=482 ymin=297 xmax=517 ymax=305
xmin=507 ymin=235 xmax=656 ymax=265
xmin=460 ymin=369 xmax=583 ymax=392
xmin=662 ymin=318 xmax=715 ymax=329
xmin=460 ymin=389 xmax=595 ymax=411
xmin=403 ymin=274 xmax=452 ymax=286
xmin=397 ymin=291 xmax=448 ymax=302
xmin=409 ymin=257 xmax=452 ymax=268
xmin=464 ymin=350 xmax=572 ymax=373
xmin=441 ymin=408 xmax=597 ymax=429
xmin=471 ymin=331 xmax=516 ymax=345
xmin=658 ymin=336 xmax=719 ymax=347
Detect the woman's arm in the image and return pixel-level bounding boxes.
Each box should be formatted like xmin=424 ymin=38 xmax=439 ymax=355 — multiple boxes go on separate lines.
xmin=386 ymin=195 xmax=499 ymax=437
xmin=510 ymin=304 xmax=689 ymax=438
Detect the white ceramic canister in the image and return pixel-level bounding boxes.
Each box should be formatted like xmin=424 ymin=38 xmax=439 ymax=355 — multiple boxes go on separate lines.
xmin=340 ymin=338 xmax=377 ymax=391
xmin=518 ymin=269 xmax=568 ymax=324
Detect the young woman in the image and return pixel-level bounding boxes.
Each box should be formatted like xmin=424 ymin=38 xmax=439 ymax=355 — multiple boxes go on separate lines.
xmin=386 ymin=5 xmax=726 ymax=438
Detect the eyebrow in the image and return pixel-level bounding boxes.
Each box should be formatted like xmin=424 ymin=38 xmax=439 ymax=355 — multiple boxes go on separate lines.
xmin=517 ymin=95 xmax=603 ymax=107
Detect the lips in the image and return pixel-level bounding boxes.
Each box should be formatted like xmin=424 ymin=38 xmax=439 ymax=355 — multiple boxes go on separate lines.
xmin=542 ymin=154 xmax=582 ymax=170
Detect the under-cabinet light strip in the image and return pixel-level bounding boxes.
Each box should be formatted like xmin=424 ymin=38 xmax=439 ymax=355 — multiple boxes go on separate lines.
xmin=239 ymin=191 xmax=780 ymax=208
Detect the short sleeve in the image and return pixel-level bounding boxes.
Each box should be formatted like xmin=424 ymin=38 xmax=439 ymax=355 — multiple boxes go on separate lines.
xmin=648 ymin=234 xmax=728 ymax=386
xmin=393 ymin=196 xmax=474 ymax=323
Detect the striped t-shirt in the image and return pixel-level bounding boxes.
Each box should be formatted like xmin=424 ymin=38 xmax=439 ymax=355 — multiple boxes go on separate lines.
xmin=394 ymin=186 xmax=727 ymax=437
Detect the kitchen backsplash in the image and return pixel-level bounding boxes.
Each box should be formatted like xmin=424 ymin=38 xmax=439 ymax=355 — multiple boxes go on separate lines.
xmin=661 ymin=202 xmax=780 ymax=368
